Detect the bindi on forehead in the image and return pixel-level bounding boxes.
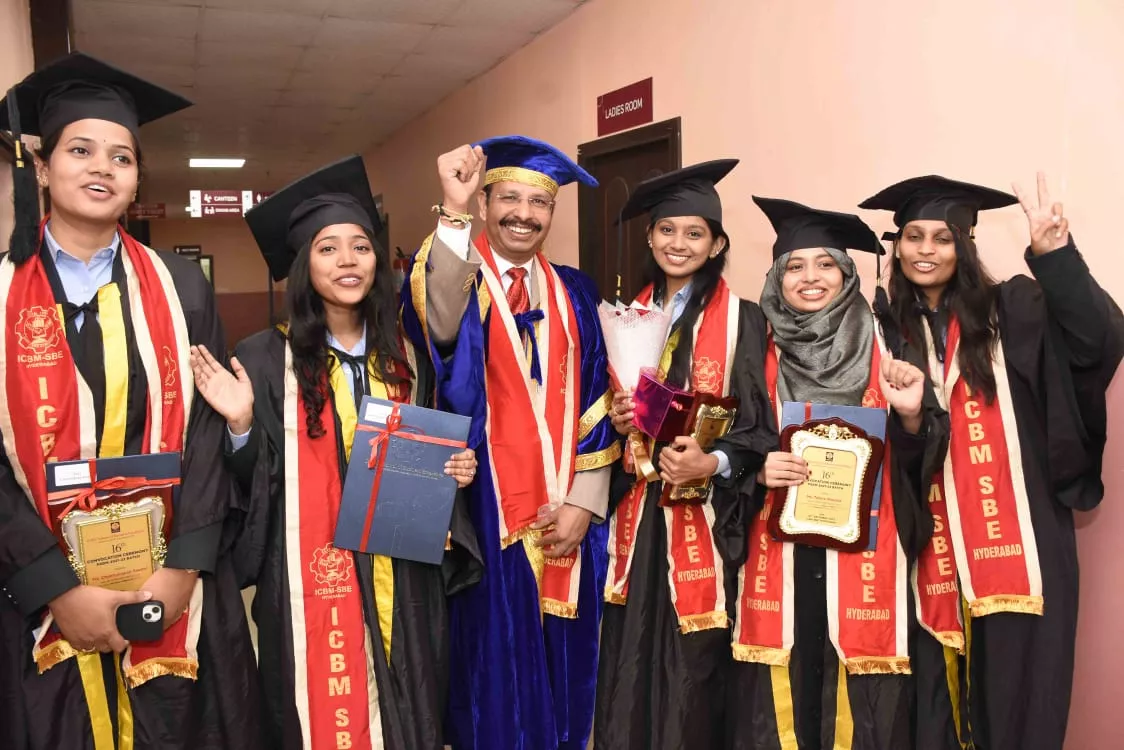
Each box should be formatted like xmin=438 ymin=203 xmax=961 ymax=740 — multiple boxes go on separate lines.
xmin=66 ymin=135 xmax=136 ymax=153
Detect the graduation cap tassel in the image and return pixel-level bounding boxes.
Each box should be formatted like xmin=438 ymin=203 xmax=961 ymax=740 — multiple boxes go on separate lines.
xmin=873 ymin=286 xmax=900 ymax=356
xmin=7 ymin=88 xmax=41 ymax=265
xmin=872 ymin=230 xmax=902 ymax=358
xmin=10 ymin=141 xmax=42 ymax=265
xmin=875 ymin=231 xmax=883 ymax=283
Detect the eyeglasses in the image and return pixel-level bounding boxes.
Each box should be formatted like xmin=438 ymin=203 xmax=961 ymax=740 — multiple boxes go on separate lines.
xmin=493 ymin=192 xmax=555 ymax=212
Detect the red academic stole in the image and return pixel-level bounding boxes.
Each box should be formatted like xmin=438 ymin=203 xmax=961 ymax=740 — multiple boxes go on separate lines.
xmin=284 ymin=338 xmax=416 ymax=750
xmin=916 ymin=316 xmax=1042 ymax=625
xmin=0 ymin=224 xmax=198 ymax=687
xmin=911 ymin=472 xmax=964 ymax=651
xmin=732 ymin=336 xmax=910 ymax=674
xmin=474 ymin=234 xmax=583 ymax=617
xmin=603 ymin=280 xmax=737 ymax=632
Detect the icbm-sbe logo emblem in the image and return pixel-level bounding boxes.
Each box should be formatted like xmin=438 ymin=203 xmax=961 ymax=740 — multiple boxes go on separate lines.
xmin=310 ymin=544 xmax=354 ymax=587
xmin=16 ymin=306 xmax=63 ymax=355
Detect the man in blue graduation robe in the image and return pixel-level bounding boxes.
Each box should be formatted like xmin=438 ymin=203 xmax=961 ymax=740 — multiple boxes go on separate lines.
xmin=400 ymin=136 xmax=619 ymax=750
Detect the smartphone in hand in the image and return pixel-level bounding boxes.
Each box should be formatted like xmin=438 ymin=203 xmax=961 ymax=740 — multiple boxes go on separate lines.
xmin=116 ymin=601 xmax=164 ymax=642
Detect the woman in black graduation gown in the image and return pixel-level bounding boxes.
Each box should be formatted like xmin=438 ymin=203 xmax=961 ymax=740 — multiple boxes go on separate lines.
xmin=0 ymin=54 xmax=261 ymax=749
xmin=726 ymin=198 xmax=946 ymax=750
xmin=188 ymin=155 xmax=482 ymax=750
xmin=860 ymin=174 xmax=1124 ymax=750
xmin=595 ymin=160 xmax=775 ymax=750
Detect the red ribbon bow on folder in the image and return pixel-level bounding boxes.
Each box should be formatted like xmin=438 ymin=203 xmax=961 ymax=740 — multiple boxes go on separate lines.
xmin=355 ymin=404 xmax=468 ymax=551
xmin=46 ymin=458 xmax=182 ymax=519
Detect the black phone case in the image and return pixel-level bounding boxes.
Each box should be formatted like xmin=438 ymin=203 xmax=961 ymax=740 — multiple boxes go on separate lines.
xmin=116 ymin=601 xmax=164 ymax=642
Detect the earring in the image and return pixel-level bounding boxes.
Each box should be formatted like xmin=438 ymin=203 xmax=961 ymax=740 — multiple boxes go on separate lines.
xmin=647 ymin=240 xmax=653 ymax=248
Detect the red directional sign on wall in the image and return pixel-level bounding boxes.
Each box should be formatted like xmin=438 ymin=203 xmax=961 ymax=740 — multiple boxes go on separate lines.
xmin=597 ymin=78 xmax=653 ymax=137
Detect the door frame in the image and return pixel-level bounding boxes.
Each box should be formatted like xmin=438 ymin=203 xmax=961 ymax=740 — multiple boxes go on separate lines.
xmin=576 ymin=117 xmax=682 ymax=288
xmin=577 ymin=116 xmax=682 ymax=166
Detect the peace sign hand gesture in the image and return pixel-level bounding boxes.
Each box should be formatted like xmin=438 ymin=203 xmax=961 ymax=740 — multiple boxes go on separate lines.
xmin=1012 ymin=171 xmax=1070 ymax=256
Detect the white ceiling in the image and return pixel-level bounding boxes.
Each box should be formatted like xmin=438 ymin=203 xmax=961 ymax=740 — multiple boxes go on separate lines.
xmin=70 ymin=0 xmax=586 ymax=209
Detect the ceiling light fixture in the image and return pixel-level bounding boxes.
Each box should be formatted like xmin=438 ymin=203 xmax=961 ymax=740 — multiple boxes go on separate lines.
xmin=189 ymin=158 xmax=246 ymax=168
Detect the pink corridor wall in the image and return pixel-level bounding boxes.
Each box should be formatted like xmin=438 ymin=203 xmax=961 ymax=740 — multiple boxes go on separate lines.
xmin=364 ymin=1 xmax=1124 ymax=747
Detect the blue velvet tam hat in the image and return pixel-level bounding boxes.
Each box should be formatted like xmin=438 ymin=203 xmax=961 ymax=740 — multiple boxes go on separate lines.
xmin=474 ymin=135 xmax=598 ymax=197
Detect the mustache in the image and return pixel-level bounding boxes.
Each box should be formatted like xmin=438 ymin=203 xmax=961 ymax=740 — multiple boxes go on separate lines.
xmin=500 ymin=216 xmax=543 ymax=232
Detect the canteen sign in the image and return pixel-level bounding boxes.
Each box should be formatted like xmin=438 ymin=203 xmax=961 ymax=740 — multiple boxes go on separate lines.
xmin=597 ymin=78 xmax=653 ymax=136
xmin=188 ymin=189 xmax=273 ymax=218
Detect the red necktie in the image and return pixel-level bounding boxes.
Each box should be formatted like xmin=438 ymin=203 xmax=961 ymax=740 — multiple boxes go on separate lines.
xmin=506 ymin=267 xmax=529 ymax=315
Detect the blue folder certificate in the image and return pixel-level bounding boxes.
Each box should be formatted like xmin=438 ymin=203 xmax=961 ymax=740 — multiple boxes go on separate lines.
xmin=779 ymin=403 xmax=887 ymax=551
xmin=334 ymin=396 xmax=471 ymax=565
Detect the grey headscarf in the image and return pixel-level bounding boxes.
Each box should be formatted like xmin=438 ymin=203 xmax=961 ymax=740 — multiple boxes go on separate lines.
xmin=760 ymin=248 xmax=874 ymax=405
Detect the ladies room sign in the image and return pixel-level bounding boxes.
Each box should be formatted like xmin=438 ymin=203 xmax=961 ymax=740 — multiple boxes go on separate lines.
xmin=597 ymin=78 xmax=653 ymax=137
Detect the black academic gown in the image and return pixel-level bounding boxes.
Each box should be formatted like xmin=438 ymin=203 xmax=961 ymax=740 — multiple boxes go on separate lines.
xmin=224 ymin=327 xmax=482 ymax=750
xmin=725 ymin=367 xmax=948 ymax=750
xmin=595 ymin=299 xmax=776 ymax=750
xmin=0 ymin=247 xmax=262 ymax=750
xmin=905 ymin=241 xmax=1124 ymax=750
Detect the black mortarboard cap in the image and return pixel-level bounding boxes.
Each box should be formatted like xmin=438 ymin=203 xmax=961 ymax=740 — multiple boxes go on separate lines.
xmin=2 ymin=53 xmax=191 ymax=264
xmin=619 ymin=159 xmax=738 ymax=235
xmin=0 ymin=52 xmax=192 ymax=141
xmin=753 ymin=196 xmax=883 ymax=261
xmin=858 ymin=175 xmax=1018 ymax=237
xmin=245 ymin=155 xmax=382 ymax=282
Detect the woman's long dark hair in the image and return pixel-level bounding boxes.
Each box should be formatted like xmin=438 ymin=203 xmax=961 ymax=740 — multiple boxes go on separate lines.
xmin=287 ymin=230 xmax=411 ymax=438
xmin=642 ymin=219 xmax=729 ymax=388
xmin=888 ymin=227 xmax=1000 ymax=402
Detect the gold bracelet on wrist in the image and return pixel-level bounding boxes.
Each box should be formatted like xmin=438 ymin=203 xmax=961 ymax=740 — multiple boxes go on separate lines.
xmin=432 ymin=203 xmax=473 ymax=228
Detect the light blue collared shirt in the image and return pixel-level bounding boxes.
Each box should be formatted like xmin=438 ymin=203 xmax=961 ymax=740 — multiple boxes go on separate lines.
xmin=654 ymin=281 xmax=731 ymax=479
xmin=325 ymin=330 xmax=368 ymax=401
xmin=229 ymin=330 xmax=366 ymax=451
xmin=663 ymin=282 xmax=693 ymax=327
xmin=43 ymin=224 xmax=120 ymax=330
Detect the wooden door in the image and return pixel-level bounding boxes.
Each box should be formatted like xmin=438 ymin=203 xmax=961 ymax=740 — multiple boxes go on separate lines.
xmin=577 ymin=117 xmax=681 ymax=303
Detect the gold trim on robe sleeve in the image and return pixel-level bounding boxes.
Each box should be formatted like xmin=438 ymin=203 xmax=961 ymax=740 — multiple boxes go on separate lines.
xmin=575 ymin=441 xmax=622 ymax=472
xmin=577 ymin=390 xmax=612 ymax=442
xmin=409 ymin=232 xmax=434 ymax=346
